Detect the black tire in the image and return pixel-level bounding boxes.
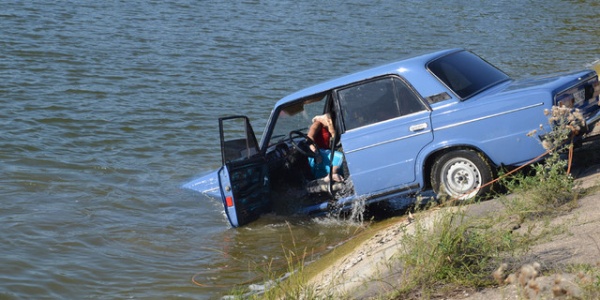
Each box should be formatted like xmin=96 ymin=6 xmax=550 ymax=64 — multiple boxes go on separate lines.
xmin=430 ymin=149 xmax=494 ymax=200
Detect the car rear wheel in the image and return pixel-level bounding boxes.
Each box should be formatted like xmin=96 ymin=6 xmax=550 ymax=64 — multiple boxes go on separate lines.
xmin=431 ymin=149 xmax=494 ymax=200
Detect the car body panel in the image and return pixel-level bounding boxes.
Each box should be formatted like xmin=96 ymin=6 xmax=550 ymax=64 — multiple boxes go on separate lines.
xmin=218 ymin=158 xmax=270 ymax=227
xmin=341 ymin=110 xmax=433 ymax=195
xmin=429 ymin=95 xmax=549 ymax=166
xmin=182 ymin=170 xmax=220 ymax=197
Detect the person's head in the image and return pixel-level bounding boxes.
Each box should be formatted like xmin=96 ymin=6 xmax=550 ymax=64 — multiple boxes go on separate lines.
xmin=312 ymin=113 xmax=335 ymax=137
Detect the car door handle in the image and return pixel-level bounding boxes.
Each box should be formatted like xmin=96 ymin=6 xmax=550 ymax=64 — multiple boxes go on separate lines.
xmin=409 ymin=123 xmax=428 ymax=132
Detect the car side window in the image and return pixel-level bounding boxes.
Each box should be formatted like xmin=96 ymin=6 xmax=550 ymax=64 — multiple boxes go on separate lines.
xmin=337 ymin=76 xmax=426 ymax=130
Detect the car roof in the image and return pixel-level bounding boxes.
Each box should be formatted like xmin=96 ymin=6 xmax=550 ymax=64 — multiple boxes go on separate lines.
xmin=274 ymin=48 xmax=462 ymax=107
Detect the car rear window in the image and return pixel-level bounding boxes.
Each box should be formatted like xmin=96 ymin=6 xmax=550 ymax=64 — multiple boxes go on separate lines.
xmin=427 ymin=50 xmax=510 ymax=99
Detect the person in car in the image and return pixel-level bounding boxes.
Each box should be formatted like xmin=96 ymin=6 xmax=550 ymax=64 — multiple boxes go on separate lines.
xmin=307 ymin=113 xmax=344 ymax=182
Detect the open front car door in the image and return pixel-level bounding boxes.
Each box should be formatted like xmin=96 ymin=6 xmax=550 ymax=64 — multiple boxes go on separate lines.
xmin=218 ymin=116 xmax=270 ymax=227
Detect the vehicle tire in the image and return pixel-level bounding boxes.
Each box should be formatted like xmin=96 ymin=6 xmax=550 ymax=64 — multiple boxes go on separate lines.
xmin=430 ymin=149 xmax=494 ymax=200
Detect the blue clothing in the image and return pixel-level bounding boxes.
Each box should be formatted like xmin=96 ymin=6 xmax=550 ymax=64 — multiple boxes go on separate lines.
xmin=308 ymin=149 xmax=344 ymax=179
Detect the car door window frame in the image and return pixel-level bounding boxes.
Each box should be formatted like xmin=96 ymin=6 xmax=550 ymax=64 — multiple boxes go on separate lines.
xmin=335 ymin=75 xmax=430 ymax=132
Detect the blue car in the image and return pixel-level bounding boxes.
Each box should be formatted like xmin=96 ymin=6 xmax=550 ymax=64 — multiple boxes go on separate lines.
xmin=184 ymin=49 xmax=600 ymax=227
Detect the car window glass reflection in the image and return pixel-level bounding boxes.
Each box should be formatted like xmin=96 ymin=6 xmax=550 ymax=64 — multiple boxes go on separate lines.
xmin=338 ymin=77 xmax=426 ymax=130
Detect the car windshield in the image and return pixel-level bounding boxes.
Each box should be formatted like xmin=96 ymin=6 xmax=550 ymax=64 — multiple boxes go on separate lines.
xmin=266 ymin=94 xmax=328 ymax=145
xmin=427 ymin=50 xmax=510 ymax=99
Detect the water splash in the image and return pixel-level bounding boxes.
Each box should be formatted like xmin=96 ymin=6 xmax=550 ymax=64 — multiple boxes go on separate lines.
xmin=348 ymin=195 xmax=366 ymax=223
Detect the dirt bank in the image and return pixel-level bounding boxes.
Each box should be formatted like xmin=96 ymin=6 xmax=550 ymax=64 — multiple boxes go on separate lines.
xmin=307 ymin=139 xmax=600 ymax=299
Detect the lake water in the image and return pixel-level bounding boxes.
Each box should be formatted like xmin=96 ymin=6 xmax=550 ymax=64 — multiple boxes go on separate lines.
xmin=1 ymin=1 xmax=599 ymax=298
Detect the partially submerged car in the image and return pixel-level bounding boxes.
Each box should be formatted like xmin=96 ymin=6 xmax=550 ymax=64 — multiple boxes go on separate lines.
xmin=184 ymin=49 xmax=600 ymax=227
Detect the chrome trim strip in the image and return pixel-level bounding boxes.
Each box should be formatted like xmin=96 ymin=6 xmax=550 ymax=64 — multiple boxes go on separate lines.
xmin=345 ymin=130 xmax=432 ymax=154
xmin=436 ymin=102 xmax=544 ymax=131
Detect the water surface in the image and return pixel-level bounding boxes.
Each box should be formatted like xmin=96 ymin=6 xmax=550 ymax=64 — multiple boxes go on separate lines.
xmin=1 ymin=1 xmax=599 ymax=298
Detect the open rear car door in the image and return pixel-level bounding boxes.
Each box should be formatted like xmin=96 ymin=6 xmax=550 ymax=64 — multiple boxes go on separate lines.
xmin=218 ymin=116 xmax=270 ymax=227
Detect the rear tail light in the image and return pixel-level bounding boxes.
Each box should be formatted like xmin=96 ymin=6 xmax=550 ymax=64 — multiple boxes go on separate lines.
xmin=555 ymin=75 xmax=599 ymax=107
xmin=557 ymin=94 xmax=574 ymax=108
